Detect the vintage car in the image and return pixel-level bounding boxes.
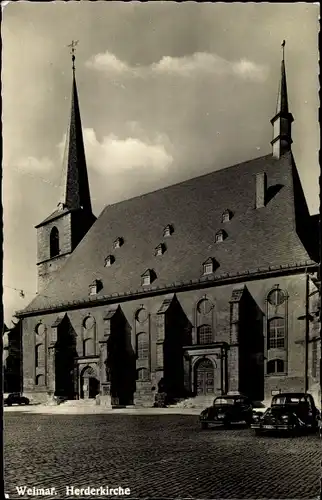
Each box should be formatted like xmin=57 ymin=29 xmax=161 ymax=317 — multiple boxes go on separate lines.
xmin=251 ymin=392 xmax=321 ymax=435
xmin=199 ymin=394 xmax=253 ymax=429
xmin=4 ymin=393 xmax=30 ymax=406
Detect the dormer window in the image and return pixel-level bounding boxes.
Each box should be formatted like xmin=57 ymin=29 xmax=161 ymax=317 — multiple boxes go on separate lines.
xmin=141 ymin=269 xmax=156 ymax=286
xmin=104 ymin=255 xmax=115 ymax=267
xmin=155 ymin=243 xmax=166 ymax=256
xmin=202 ymin=258 xmax=217 ymax=275
xmin=163 ymin=224 xmax=174 ymax=237
xmin=113 ymin=237 xmax=124 ymax=249
xmin=57 ymin=202 xmax=66 ymax=211
xmin=215 ymin=229 xmax=227 ymax=243
xmin=221 ymin=209 xmax=232 ymax=223
xmin=89 ymin=279 xmax=103 ymax=296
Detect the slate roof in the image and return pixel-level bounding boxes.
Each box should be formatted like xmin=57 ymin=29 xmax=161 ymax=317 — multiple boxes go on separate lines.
xmin=22 ymin=151 xmax=316 ymax=314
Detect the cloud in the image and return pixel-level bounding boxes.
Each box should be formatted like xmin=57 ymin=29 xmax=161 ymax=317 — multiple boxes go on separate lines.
xmin=86 ymin=50 xmax=268 ymax=82
xmin=86 ymin=51 xmax=131 ymax=74
xmin=15 ymin=156 xmax=54 ymax=173
xmin=58 ymin=127 xmax=173 ymax=174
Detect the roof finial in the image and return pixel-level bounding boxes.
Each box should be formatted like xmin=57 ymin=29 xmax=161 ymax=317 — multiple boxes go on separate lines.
xmin=67 ymin=40 xmax=79 ymax=73
xmin=281 ymin=39 xmax=286 ymax=61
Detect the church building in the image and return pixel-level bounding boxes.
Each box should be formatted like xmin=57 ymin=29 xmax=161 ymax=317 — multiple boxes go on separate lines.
xmin=16 ymin=45 xmax=320 ymax=407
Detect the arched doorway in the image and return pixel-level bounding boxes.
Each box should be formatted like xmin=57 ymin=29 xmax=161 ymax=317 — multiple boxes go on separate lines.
xmin=80 ymin=366 xmax=100 ymax=399
xmin=195 ymin=358 xmax=215 ymax=395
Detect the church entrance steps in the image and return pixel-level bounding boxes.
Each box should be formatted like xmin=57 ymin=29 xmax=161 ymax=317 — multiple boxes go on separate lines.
xmin=169 ymin=395 xmax=216 ymax=409
xmin=62 ymin=398 xmax=97 ymax=406
xmin=4 ymin=405 xmax=202 ymax=415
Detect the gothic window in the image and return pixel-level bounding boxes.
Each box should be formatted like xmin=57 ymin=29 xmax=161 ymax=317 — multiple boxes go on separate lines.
xmin=156 ymin=343 xmax=163 ymax=367
xmin=312 ymin=340 xmax=317 ymax=378
xmin=35 ymin=344 xmax=42 ymax=368
xmin=156 ymin=314 xmax=165 ymax=342
xmin=267 ymin=359 xmax=284 ymax=375
xmin=83 ymin=338 xmax=92 ymax=357
xmin=50 ymin=227 xmax=59 ymax=258
xmin=197 ymin=324 xmax=213 ymax=344
xmin=136 ymin=332 xmax=149 ymax=360
xmin=163 ymin=224 xmax=174 ymax=237
xmin=137 ymin=368 xmax=149 ymax=381
xmin=268 ymin=317 xmax=285 ymax=349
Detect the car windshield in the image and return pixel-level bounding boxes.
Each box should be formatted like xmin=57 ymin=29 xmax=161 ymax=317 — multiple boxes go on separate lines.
xmin=272 ymin=395 xmax=307 ymax=406
xmin=214 ymin=397 xmax=240 ymax=406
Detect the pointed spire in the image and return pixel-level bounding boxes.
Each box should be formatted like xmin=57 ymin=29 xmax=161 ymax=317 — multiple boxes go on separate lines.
xmin=58 ymin=41 xmax=92 ymax=213
xmin=270 ymin=40 xmax=294 ymax=159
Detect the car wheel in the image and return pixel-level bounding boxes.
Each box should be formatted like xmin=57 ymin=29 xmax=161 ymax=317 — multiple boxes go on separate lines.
xmin=224 ymin=420 xmax=231 ymax=428
xmin=201 ymin=422 xmax=208 ymax=430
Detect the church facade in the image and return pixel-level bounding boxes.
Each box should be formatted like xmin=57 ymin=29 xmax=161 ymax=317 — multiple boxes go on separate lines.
xmin=16 ymin=48 xmax=320 ymax=407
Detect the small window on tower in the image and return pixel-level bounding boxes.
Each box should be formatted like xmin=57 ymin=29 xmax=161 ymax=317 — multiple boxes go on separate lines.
xmin=89 ymin=279 xmax=103 ymax=296
xmin=215 ymin=230 xmax=227 ymax=243
xmin=163 ymin=224 xmax=174 ymax=237
xmin=50 ymin=227 xmax=60 ymax=258
xmin=221 ymin=210 xmax=232 ymax=223
xmin=113 ymin=237 xmax=124 ymax=249
xmin=104 ymin=255 xmax=115 ymax=267
xmin=202 ymin=258 xmax=218 ymax=275
xmin=141 ymin=269 xmax=156 ymax=286
xmin=155 ymin=243 xmax=166 ymax=256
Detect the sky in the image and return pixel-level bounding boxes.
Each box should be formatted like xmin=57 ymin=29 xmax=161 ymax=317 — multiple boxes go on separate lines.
xmin=2 ymin=1 xmax=319 ymax=325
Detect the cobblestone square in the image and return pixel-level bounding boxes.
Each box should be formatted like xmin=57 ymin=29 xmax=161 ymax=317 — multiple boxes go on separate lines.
xmin=4 ymin=412 xmax=322 ymax=499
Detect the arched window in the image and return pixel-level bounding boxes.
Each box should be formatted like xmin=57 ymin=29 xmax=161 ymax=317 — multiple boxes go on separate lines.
xmin=35 ymin=374 xmax=45 ymax=386
xmin=137 ymin=368 xmax=149 ymax=381
xmin=267 ymin=359 xmax=284 ymax=374
xmin=50 ymin=227 xmax=59 ymax=258
xmin=197 ymin=325 xmax=212 ymax=345
xmin=136 ymin=332 xmax=149 ymax=360
xmin=267 ymin=317 xmax=285 ymax=349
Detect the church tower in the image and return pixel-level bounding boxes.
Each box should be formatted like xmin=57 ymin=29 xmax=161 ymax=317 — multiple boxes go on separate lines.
xmin=270 ymin=40 xmax=294 ymax=158
xmin=35 ymin=43 xmax=96 ymax=292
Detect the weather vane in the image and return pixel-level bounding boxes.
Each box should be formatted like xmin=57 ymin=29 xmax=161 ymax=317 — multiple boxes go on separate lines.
xmin=67 ymin=40 xmax=79 ymax=71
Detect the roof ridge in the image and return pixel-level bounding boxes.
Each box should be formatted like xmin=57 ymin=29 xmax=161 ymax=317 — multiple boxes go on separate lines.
xmin=103 ymin=152 xmax=274 ymax=210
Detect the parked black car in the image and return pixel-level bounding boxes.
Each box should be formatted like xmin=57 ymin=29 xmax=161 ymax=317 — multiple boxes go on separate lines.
xmin=251 ymin=392 xmax=320 ymax=436
xmin=200 ymin=395 xmax=253 ymax=429
xmin=4 ymin=393 xmax=30 ymax=406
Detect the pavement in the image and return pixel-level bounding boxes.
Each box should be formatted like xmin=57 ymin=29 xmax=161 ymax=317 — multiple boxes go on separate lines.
xmin=4 ymin=411 xmax=322 ymax=499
